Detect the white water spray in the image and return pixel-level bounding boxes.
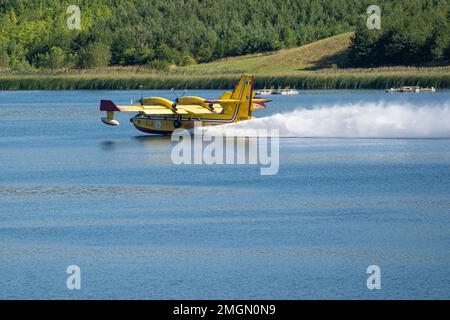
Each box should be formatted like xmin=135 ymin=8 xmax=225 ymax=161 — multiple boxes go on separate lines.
xmin=204 ymin=102 xmax=450 ymax=138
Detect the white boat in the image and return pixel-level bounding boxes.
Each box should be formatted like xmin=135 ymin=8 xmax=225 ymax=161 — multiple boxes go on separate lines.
xmin=386 ymin=86 xmax=436 ymax=93
xmin=420 ymin=87 xmax=436 ymax=93
xmin=280 ymin=89 xmax=299 ymax=95
xmin=273 ymin=89 xmax=299 ymax=95
xmin=254 ymin=89 xmax=273 ymax=95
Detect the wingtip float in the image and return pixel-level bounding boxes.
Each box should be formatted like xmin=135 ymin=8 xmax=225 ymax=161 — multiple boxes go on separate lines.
xmin=99 ymin=75 xmax=271 ymax=135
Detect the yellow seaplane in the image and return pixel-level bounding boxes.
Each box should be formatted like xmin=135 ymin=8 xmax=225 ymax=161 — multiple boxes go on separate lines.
xmin=100 ymin=75 xmax=270 ymax=134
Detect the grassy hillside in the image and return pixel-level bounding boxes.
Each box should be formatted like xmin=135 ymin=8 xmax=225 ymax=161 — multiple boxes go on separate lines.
xmin=180 ymin=32 xmax=353 ymax=75
xmin=1 ymin=33 xmax=449 ymax=90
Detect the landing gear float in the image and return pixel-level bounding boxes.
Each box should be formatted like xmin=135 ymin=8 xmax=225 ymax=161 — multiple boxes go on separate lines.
xmin=100 ymin=75 xmax=271 ymax=135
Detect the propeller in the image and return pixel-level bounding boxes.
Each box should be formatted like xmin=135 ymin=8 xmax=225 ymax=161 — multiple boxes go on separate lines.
xmin=170 ymin=88 xmax=188 ymax=101
xmin=139 ymin=85 xmax=143 ymax=105
xmin=130 ymin=85 xmax=144 ymax=105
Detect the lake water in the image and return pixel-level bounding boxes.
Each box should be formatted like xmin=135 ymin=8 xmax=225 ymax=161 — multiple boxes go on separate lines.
xmin=0 ymin=89 xmax=449 ymax=299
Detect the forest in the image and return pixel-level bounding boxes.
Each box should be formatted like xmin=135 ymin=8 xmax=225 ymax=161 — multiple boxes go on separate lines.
xmin=348 ymin=0 xmax=450 ymax=66
xmin=0 ymin=0 xmax=449 ymax=70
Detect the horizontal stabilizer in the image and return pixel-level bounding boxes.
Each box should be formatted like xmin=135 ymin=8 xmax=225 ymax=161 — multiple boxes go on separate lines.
xmin=252 ymin=98 xmax=272 ymax=109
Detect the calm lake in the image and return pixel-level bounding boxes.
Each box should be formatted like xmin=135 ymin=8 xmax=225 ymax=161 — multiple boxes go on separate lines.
xmin=0 ymin=89 xmax=449 ymax=299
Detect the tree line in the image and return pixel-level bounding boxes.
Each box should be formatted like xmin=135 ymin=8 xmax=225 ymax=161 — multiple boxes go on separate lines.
xmin=0 ymin=0 xmax=448 ymax=70
xmin=348 ymin=0 xmax=450 ymax=67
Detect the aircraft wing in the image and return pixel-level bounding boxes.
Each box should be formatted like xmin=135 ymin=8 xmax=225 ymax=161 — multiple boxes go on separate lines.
xmin=101 ymin=100 xmax=218 ymax=116
xmin=141 ymin=108 xmax=177 ymax=115
xmin=205 ymin=99 xmax=241 ymax=104
xmin=101 ymin=100 xmax=142 ymax=112
xmin=206 ymin=98 xmax=270 ymax=109
xmin=141 ymin=104 xmax=219 ymax=115
xmin=176 ymin=105 xmax=214 ymax=114
xmin=117 ymin=105 xmax=144 ymax=112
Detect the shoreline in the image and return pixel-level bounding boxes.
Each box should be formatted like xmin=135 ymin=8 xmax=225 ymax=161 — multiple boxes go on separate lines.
xmin=1 ymin=70 xmax=449 ymax=90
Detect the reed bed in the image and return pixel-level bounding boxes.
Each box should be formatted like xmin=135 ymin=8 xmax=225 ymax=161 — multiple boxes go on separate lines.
xmin=1 ymin=71 xmax=448 ymax=90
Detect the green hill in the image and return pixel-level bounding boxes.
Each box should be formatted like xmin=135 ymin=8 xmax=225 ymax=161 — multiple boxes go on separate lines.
xmin=181 ymin=32 xmax=353 ymax=75
xmin=1 ymin=33 xmax=449 ymax=90
xmin=175 ymin=32 xmax=450 ymax=89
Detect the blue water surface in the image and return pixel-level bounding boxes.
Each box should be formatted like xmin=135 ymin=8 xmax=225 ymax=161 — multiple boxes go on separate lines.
xmin=0 ymin=89 xmax=449 ymax=299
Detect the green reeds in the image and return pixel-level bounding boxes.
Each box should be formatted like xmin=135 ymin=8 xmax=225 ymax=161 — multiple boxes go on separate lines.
xmin=0 ymin=72 xmax=449 ymax=90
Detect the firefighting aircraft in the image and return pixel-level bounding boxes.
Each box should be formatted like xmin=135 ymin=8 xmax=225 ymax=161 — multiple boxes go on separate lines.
xmin=100 ymin=75 xmax=271 ymax=134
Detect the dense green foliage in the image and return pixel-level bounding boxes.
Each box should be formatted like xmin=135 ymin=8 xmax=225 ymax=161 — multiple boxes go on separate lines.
xmin=0 ymin=0 xmax=363 ymax=70
xmin=348 ymin=0 xmax=450 ymax=66
xmin=0 ymin=0 xmax=449 ymax=71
